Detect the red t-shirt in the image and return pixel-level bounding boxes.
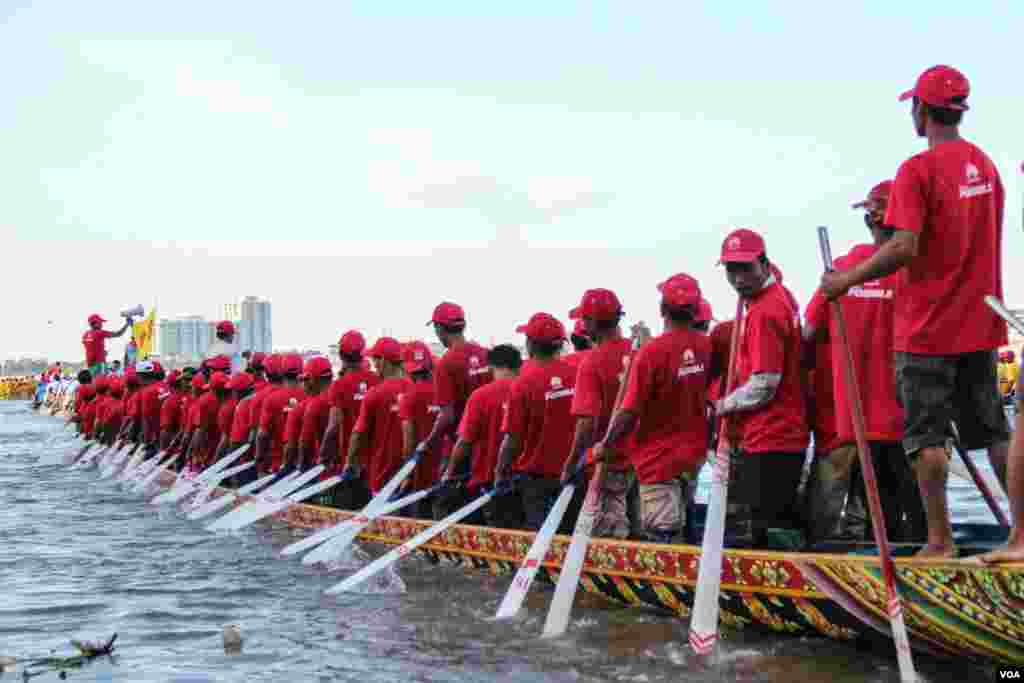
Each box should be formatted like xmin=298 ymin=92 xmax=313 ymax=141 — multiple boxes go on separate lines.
xmin=230 ymin=395 xmax=255 ymax=445
xmin=328 ymin=369 xmax=380 ymax=465
xmin=299 ymin=392 xmax=331 ymax=455
xmin=283 ymin=397 xmax=308 ymax=448
xmin=81 ymin=402 xmax=97 ymax=437
xmin=191 ymin=392 xmax=223 ymax=467
xmin=353 ymin=377 xmax=412 ymax=493
xmin=620 ymin=327 xmax=710 ymax=483
xmin=125 ymin=390 xmax=142 ymax=421
xmin=803 ymin=298 xmax=840 ymax=454
xmin=138 ymin=383 xmax=164 ymax=441
xmin=185 ymin=395 xmax=202 ymax=433
xmin=434 ymin=341 xmax=492 ymax=430
xmin=732 ymin=282 xmax=809 ymax=454
xmin=457 ymin=377 xmax=514 ymax=490
xmin=809 ymin=244 xmax=904 ymax=443
xmin=217 ymin=398 xmax=238 ymax=444
xmin=259 ymin=386 xmax=306 ymax=471
xmin=247 ymin=384 xmax=276 ymax=438
xmin=570 ymin=337 xmax=632 ymax=469
xmin=159 ymin=390 xmax=182 ymax=431
xmin=561 ymin=351 xmax=589 ymax=374
xmin=398 ymin=379 xmax=442 ymax=490
xmin=885 ymin=139 xmax=1007 ymax=354
xmin=104 ymin=398 xmax=125 ymax=436
xmin=82 ymin=329 xmax=113 ymax=365
xmin=501 ymin=359 xmax=577 ymax=479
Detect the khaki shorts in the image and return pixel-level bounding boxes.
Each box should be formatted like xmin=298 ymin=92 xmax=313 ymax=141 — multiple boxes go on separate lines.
xmin=639 ymin=480 xmax=685 ymax=541
xmin=593 ymin=469 xmax=631 ymax=539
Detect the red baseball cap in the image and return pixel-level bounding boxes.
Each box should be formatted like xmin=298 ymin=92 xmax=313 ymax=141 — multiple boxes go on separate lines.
xmin=124 ymin=368 xmax=141 ymax=386
xmin=572 ymin=319 xmax=588 ymax=337
xmin=899 ymin=65 xmax=969 ymax=111
xmin=191 ymin=373 xmax=207 ymax=390
xmin=402 ymin=341 xmax=433 ymax=374
xmin=263 ymin=354 xmax=283 ymax=377
xmin=79 ymin=385 xmax=95 ymax=399
xmin=216 ymin=320 xmax=235 ymax=335
xmin=208 ymin=371 xmax=229 ymax=391
xmin=338 ymin=330 xmax=366 ymax=356
xmin=658 ymin=273 xmax=702 ymax=309
xmin=281 ymin=353 xmax=303 ymax=376
xmin=227 ymin=372 xmax=254 ymax=391
xmin=719 ymin=229 xmax=766 ymax=264
xmin=569 ymin=288 xmax=623 ymax=322
xmin=852 ymin=180 xmax=893 ymax=209
xmin=94 ymin=376 xmax=108 ymax=393
xmin=695 ymin=298 xmax=714 ymax=324
xmin=516 ymin=313 xmax=566 ymax=343
xmin=206 ymin=355 xmax=231 ymax=372
xmin=303 ymin=356 xmax=333 ymax=380
xmin=368 ymin=337 xmax=402 ymax=363
xmin=108 ymin=378 xmax=124 ymax=397
xmin=428 ymin=302 xmax=465 ymax=327
xmin=248 ymin=352 xmax=266 ymax=369
xmin=87 ymin=313 xmax=106 ymax=325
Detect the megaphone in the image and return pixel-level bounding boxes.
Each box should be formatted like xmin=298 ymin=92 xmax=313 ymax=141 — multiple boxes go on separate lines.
xmin=120 ymin=304 xmax=145 ymax=319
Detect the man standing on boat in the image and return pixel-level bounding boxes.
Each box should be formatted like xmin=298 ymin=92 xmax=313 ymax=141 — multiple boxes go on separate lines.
xmin=563 ymin=288 xmax=633 ymax=540
xmin=207 ymin=321 xmax=243 ymax=374
xmin=82 ymin=313 xmax=133 ymax=376
xmin=822 ymin=65 xmax=1008 ymax=559
xmin=590 ymin=275 xmax=711 ymax=543
xmin=716 ymin=229 xmax=809 ymax=549
xmin=805 ymin=181 xmax=927 ymax=546
xmin=417 ymin=303 xmax=491 ymax=474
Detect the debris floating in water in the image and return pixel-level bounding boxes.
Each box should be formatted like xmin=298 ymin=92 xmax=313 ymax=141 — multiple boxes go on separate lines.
xmin=222 ymin=624 xmax=243 ymax=654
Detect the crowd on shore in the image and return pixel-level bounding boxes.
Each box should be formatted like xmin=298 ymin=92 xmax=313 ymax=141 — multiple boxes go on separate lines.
xmin=31 ymin=64 xmax=1024 ymax=563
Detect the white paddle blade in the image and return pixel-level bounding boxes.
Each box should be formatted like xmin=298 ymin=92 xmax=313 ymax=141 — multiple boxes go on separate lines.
xmin=219 ymin=474 xmax=339 ymax=533
xmin=324 ymin=491 xmax=493 ymax=595
xmin=541 ymin=467 xmax=603 ymax=638
xmin=297 ymin=486 xmax=434 ymax=565
xmin=689 ymin=447 xmax=731 ymax=656
xmin=187 ymin=472 xmax=277 ymax=521
xmin=205 ymin=468 xmax=318 ymax=531
xmin=186 ymin=462 xmax=256 ymax=511
xmin=495 ymin=484 xmax=575 ymax=621
xmin=137 ymin=454 xmax=179 ymax=493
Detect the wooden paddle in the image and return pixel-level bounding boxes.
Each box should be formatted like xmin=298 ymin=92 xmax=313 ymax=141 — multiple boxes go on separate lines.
xmin=818 ymin=226 xmax=917 ymax=682
xmin=689 ymin=296 xmax=744 ymax=658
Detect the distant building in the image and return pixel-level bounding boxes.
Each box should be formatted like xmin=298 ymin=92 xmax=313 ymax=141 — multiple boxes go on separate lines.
xmin=154 ymin=296 xmax=272 ymax=364
xmin=234 ymin=296 xmax=272 ymax=354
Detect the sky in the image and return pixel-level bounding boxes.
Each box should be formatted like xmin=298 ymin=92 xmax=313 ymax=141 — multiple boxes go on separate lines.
xmin=3 ymin=2 xmax=1022 ymax=361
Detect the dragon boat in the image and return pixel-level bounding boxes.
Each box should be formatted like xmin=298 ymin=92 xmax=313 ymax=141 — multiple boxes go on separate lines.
xmin=151 ymin=471 xmax=1024 ymax=668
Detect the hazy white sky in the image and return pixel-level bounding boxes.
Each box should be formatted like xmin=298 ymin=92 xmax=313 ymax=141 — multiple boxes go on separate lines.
xmin=4 ymin=2 xmax=1022 ymax=361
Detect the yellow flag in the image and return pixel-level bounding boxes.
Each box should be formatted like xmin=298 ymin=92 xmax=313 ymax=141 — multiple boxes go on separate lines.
xmin=133 ymin=308 xmax=156 ymax=359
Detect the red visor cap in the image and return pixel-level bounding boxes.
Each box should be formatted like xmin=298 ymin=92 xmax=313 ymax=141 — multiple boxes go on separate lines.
xmin=303 ymin=356 xmax=333 ymax=380
xmin=208 ymin=372 xmax=229 ymax=391
xmin=368 ymin=337 xmax=403 ymax=363
xmin=402 ymin=341 xmax=433 ymax=374
xmin=657 ymin=273 xmax=702 ymax=309
xmin=569 ymin=288 xmax=622 ymax=322
xmin=516 ymin=313 xmax=566 ymax=343
xmin=899 ymin=65 xmax=969 ymax=111
xmin=338 ymin=330 xmax=366 ymax=356
xmin=227 ymin=372 xmax=254 ymax=391
xmin=191 ymin=374 xmax=206 ymax=390
xmin=124 ymin=369 xmax=141 ymax=386
xmin=852 ymin=180 xmax=894 ymax=209
xmin=263 ymin=354 xmax=283 ymax=376
xmin=87 ymin=313 xmax=106 ymax=325
xmin=206 ymin=355 xmax=231 ymax=372
xmin=719 ymin=229 xmax=766 ymax=264
xmin=108 ymin=378 xmax=125 ymax=397
xmin=428 ymin=302 xmax=465 ymax=327
xmin=216 ymin=320 xmax=235 ymax=335
xmin=281 ymin=353 xmax=303 ymax=376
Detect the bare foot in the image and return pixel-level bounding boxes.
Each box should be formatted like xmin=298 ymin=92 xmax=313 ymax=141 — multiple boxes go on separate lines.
xmin=914 ymin=543 xmax=957 ymax=559
xmin=975 ymin=542 xmax=1024 ymax=565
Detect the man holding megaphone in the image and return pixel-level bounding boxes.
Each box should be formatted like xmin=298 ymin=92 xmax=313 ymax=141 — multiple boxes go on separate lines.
xmin=82 ymin=306 xmax=139 ymax=376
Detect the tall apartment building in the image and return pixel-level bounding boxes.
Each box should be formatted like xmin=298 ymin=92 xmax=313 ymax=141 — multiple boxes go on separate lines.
xmin=154 ymin=316 xmax=216 ymax=362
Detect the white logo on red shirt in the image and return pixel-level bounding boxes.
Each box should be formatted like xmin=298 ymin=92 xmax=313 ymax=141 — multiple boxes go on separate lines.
xmin=960 ymin=161 xmax=993 ymax=199
xmin=545 ymin=375 xmax=574 ymax=400
xmin=678 ymin=348 xmax=705 ymax=378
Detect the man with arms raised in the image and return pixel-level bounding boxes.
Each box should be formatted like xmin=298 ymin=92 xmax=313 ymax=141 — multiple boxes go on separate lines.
xmin=822 ymin=66 xmax=1008 ymax=559
xmin=82 ymin=313 xmax=132 ymax=377
xmin=717 ymin=229 xmax=809 ymax=549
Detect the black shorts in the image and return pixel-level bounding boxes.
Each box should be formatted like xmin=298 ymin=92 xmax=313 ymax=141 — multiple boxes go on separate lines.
xmin=731 ymin=451 xmax=804 ymax=526
xmin=894 ymin=351 xmax=1010 ymax=457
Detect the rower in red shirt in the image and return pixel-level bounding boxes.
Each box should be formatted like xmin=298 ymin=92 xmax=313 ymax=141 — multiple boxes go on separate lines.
xmin=81 ymin=313 xmax=132 ymax=376
xmin=78 ymin=385 xmax=98 ymax=440
xmin=99 ymin=378 xmax=127 ymax=446
xmin=564 ymin=288 xmax=633 ymax=539
xmin=281 ymin=385 xmax=308 ymax=474
xmin=256 ymin=353 xmax=305 ymax=474
xmin=179 ymin=373 xmax=207 ymax=474
xmin=159 ymin=370 xmax=189 ymax=458
xmin=118 ymin=369 xmax=142 ymax=444
xmin=495 ymin=313 xmax=578 ymax=532
xmin=188 ymin=372 xmax=229 ymax=471
xmin=319 ymin=331 xmax=379 ymax=509
xmin=223 ymin=373 xmax=258 ymax=486
xmin=247 ymin=354 xmax=279 ymax=446
xmin=822 ymin=66 xmax=1012 ymax=561
xmin=213 ymin=376 xmax=240 ymax=461
xmin=344 ymin=338 xmax=412 ymax=495
xmin=397 ymin=341 xmax=441 ymax=518
xmin=417 ymin=303 xmax=491 ymax=473
xmin=594 ymin=274 xmax=711 ymax=543
xmin=130 ymin=361 xmax=166 ymax=453
xmin=716 ymin=229 xmax=809 ymax=549
xmin=297 ymin=357 xmax=333 ymax=476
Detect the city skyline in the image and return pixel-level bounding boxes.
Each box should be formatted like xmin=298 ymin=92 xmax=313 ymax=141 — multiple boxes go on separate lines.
xmin=155 ymin=295 xmax=272 ymax=364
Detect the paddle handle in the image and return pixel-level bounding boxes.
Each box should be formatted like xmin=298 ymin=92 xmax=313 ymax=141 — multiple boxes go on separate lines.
xmin=818 ymin=225 xmax=917 ymax=680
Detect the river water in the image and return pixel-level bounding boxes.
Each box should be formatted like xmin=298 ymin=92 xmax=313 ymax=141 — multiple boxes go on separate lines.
xmin=0 ymin=402 xmax=1002 ymax=682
